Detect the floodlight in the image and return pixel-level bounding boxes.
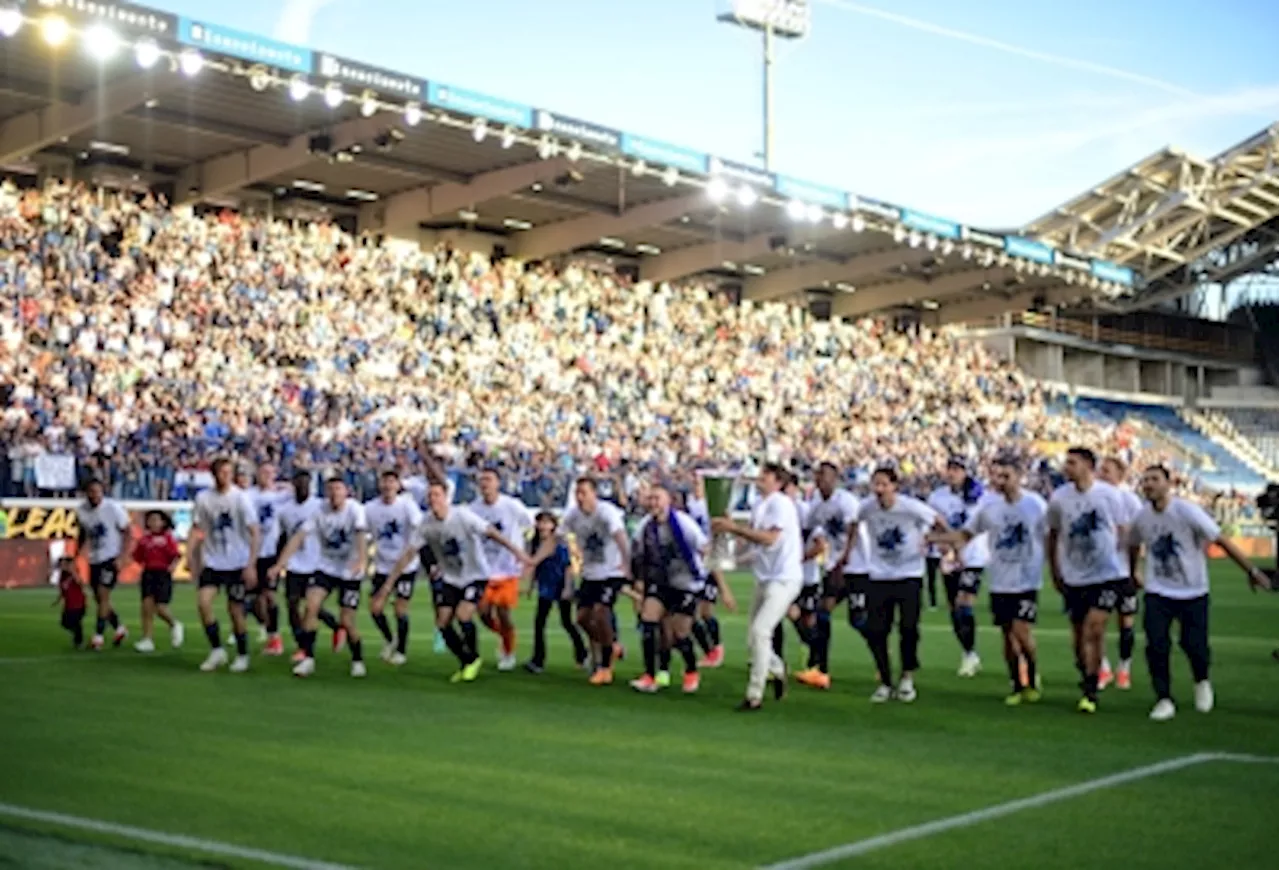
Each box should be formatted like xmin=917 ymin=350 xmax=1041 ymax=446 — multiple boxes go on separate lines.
xmin=288 ymin=75 xmax=311 ymax=102
xmin=706 ymin=176 xmax=730 ymax=203
xmin=662 ymin=167 xmax=678 ymax=186
xmin=84 ymin=24 xmax=121 ymax=61
xmin=785 ymin=199 xmax=806 ymax=221
xmin=472 ymin=118 xmax=488 ymax=143
xmin=736 ymin=185 xmax=758 ymax=208
xmin=831 ymin=212 xmax=849 ymax=230
xmin=566 ymin=141 xmax=582 ymax=162
xmin=324 ymin=83 xmax=344 ymax=109
xmin=178 ymin=49 xmax=204 ymax=77
xmin=359 ymin=91 xmax=377 ymax=117
xmin=41 ymin=13 xmax=69 ymax=47
xmin=501 ymin=126 xmax=517 ymax=148
xmin=804 ymin=203 xmax=822 ymax=223
xmin=850 ymin=214 xmax=865 ymax=233
xmin=134 ymin=38 xmax=160 ymax=69
xmin=0 ymin=6 xmax=22 ymax=38
xmin=631 ymin=160 xmax=646 ymax=177
xmin=248 ymin=65 xmax=271 ymax=92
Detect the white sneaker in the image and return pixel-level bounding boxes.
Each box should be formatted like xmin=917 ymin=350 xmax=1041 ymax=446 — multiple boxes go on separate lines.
xmin=170 ymin=622 xmax=184 ymax=649
xmin=225 ymin=632 xmax=235 ymax=646
xmin=896 ymin=677 xmax=917 ymax=703
xmin=498 ymin=652 xmax=518 ymax=672
xmin=229 ymin=655 xmax=250 ymax=673
xmin=90 ymin=634 xmax=104 ymax=650
xmin=1149 ymin=698 xmax=1177 ymax=721
xmin=199 ymin=648 xmax=228 ymax=672
xmin=870 ymin=684 xmax=894 ymax=703
xmin=388 ymin=652 xmax=407 ymax=667
xmin=1194 ymin=680 xmax=1214 ymax=713
xmin=256 ymin=626 xmax=269 ymax=643
xmin=957 ymin=652 xmax=981 ymax=678
xmin=380 ymin=641 xmax=397 ymax=662
xmin=351 ymin=661 xmax=367 ymax=678
xmin=292 ymin=657 xmax=316 ymax=678
xmin=133 ymin=638 xmax=155 ymax=654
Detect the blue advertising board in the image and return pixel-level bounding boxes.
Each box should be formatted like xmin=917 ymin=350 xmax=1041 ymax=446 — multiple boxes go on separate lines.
xmin=774 ymin=175 xmax=849 ymax=210
xmin=1004 ymin=235 xmax=1055 ymax=265
xmin=177 ymin=17 xmax=312 ymax=73
xmin=619 ymin=134 xmax=708 ymax=175
xmin=1090 ymin=259 xmax=1135 ymax=287
xmin=900 ymin=209 xmax=961 ymax=240
xmin=426 ymin=82 xmax=533 ymax=128
xmin=534 ymin=109 xmax=621 ymax=154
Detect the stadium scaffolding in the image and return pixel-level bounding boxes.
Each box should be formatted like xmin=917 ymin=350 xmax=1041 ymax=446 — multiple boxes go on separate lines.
xmin=1024 ymin=124 xmax=1280 ymax=311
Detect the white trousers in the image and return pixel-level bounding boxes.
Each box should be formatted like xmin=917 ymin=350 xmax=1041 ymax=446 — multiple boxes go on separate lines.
xmin=746 ymin=577 xmax=803 ymax=703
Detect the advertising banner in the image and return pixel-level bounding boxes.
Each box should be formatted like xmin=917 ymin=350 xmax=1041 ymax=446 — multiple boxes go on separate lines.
xmin=619 ymin=134 xmax=708 ymax=175
xmin=177 ymin=17 xmax=313 ymax=74
xmin=534 ymin=109 xmax=621 ymax=153
xmin=314 ymin=52 xmax=424 ymax=100
xmin=1090 ymin=259 xmax=1136 ymax=287
xmin=36 ymin=0 xmax=176 ymax=37
xmin=1004 ymin=235 xmax=1055 ymax=265
xmin=901 ymin=209 xmax=961 ymax=239
xmin=775 ymin=175 xmax=848 ymax=210
xmin=427 ymin=82 xmax=533 ymax=128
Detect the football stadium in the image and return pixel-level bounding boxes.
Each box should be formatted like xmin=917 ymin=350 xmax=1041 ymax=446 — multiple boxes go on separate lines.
xmin=0 ymin=1 xmax=1277 ymax=868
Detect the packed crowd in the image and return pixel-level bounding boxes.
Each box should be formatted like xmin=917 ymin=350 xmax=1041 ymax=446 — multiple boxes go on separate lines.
xmin=1 ymin=179 xmax=1169 ymax=507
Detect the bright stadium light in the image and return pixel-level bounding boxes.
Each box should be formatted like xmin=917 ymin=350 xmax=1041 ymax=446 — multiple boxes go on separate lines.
xmin=706 ymin=176 xmax=730 ymax=203
xmin=178 ymin=49 xmax=204 ymax=77
xmin=288 ymin=75 xmax=311 ymax=102
xmin=892 ymin=224 xmax=906 ymax=243
xmin=360 ymin=91 xmax=378 ymax=117
xmin=831 ymin=212 xmax=849 ymax=230
xmin=850 ymin=214 xmax=865 ymax=233
xmin=631 ymin=159 xmax=646 ymax=177
xmin=907 ymin=231 xmax=922 ymax=248
xmin=248 ymin=65 xmax=271 ymax=91
xmin=662 ymin=166 xmax=679 ymax=186
xmin=84 ymin=24 xmax=122 ymax=61
xmin=736 ymin=184 xmax=758 ymax=207
xmin=924 ymin=234 xmax=938 ymax=251
xmin=804 ymin=203 xmax=822 ymax=223
xmin=324 ymin=82 xmax=344 ymax=109
xmin=134 ymin=38 xmax=160 ymax=69
xmin=41 ymin=13 xmax=70 ymax=47
xmin=403 ymin=102 xmax=422 ymax=126
xmin=501 ymin=126 xmax=517 ymax=148
xmin=940 ymin=239 xmax=954 ymax=256
xmin=0 ymin=6 xmax=22 ymax=38
xmin=565 ymin=140 xmax=582 ymax=162
xmin=536 ymin=135 xmax=555 ymax=160
xmin=472 ymin=118 xmax=488 ymax=142
xmin=960 ymin=243 xmax=973 ymax=260
xmin=785 ymin=198 xmax=806 ymax=221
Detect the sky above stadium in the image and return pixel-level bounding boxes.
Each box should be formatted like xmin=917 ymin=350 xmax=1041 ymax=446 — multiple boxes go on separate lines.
xmin=150 ymin=0 xmax=1279 ymax=230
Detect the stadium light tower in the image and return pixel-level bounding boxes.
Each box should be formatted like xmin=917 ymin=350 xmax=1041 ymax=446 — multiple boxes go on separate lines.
xmin=717 ymin=0 xmax=811 ymax=171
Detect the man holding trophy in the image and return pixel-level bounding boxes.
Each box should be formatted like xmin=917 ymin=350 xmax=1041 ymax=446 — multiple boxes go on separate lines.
xmin=710 ymin=463 xmax=804 ymax=712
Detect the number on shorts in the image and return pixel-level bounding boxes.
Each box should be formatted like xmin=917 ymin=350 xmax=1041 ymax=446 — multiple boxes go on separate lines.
xmin=463 ymin=585 xmax=479 ymax=602
xmin=681 ymin=593 xmax=695 ymax=611
xmin=395 ymin=579 xmax=413 ymax=599
xmin=228 ymin=582 xmax=246 ymax=602
xmin=1098 ymin=590 xmax=1118 ymax=610
xmin=1122 ymin=595 xmax=1138 ymax=613
xmin=1017 ymin=599 xmax=1037 ymax=621
xmin=601 ymin=586 xmax=616 ymax=606
xmin=340 ymin=588 xmax=361 ymax=609
xmin=849 ymin=592 xmax=867 ymax=610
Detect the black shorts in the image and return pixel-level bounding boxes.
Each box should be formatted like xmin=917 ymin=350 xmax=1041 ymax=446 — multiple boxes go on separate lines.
xmin=336 ymin=579 xmax=362 ymax=610
xmin=434 ymin=580 xmax=487 ymax=610
xmin=1117 ymin=577 xmax=1140 ymax=617
xmin=944 ymin=568 xmax=983 ymax=604
xmin=644 ymin=583 xmax=699 ymax=617
xmin=372 ymin=572 xmax=416 ymax=601
xmin=61 ymin=609 xmax=85 ymax=631
xmin=794 ymin=585 xmax=821 ymax=614
xmin=991 ymin=590 xmax=1038 ymax=626
xmin=88 ymin=561 xmax=118 ymax=592
xmin=701 ymin=581 xmax=719 ymax=604
xmin=140 ymin=569 xmax=174 ymax=605
xmin=285 ymin=571 xmax=312 ymax=599
xmin=255 ymin=557 xmax=279 ymax=592
xmin=845 ymin=574 xmax=870 ymax=622
xmin=1063 ymin=579 xmax=1126 ymax=624
xmin=864 ymin=578 xmax=923 ymax=635
xmin=199 ymin=568 xmax=247 ymax=603
xmin=577 ymin=578 xmax=624 ymax=609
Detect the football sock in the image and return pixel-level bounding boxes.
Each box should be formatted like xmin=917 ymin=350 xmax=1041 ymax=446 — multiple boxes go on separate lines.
xmin=641 ymin=621 xmax=660 ymax=677
xmin=1119 ymin=626 xmax=1135 ymax=662
xmin=266 ymin=603 xmax=280 ymax=634
xmin=675 ymin=636 xmax=697 ymax=673
xmin=459 ymin=621 xmax=478 ymax=661
xmin=234 ymin=632 xmax=248 ymax=656
xmin=705 ymin=616 xmax=721 ymax=647
xmin=204 ymin=621 xmax=222 ymax=650
xmin=396 ymin=615 xmax=410 ymax=654
xmin=372 ymin=612 xmax=393 ymax=643
xmin=350 ymin=638 xmax=363 ymax=663
xmin=107 ymin=611 xmax=120 ymax=630
xmin=691 ymin=620 xmax=712 ymax=654
xmin=319 ymin=609 xmax=339 ymax=632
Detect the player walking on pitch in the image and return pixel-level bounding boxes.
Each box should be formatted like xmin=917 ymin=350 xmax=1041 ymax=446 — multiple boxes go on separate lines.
xmin=1128 ymin=465 xmax=1271 ymax=721
xmin=189 ymin=458 xmax=261 ymax=673
xmin=471 ymin=468 xmax=534 ymax=671
xmin=562 ymin=478 xmax=632 ymax=685
xmin=713 ymin=464 xmax=803 ymax=712
xmin=366 ymin=470 xmax=423 ymax=666
xmin=75 ymin=478 xmax=132 ymax=650
xmin=1046 ymin=447 xmax=1131 ymax=714
xmin=932 ymin=457 xmax=1046 ymax=705
xmin=271 ymin=477 xmax=370 ymax=678
xmin=1096 ymin=456 xmax=1145 ymax=691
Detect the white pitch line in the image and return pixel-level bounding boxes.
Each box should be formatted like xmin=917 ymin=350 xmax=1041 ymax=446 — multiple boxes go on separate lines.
xmin=759 ymin=753 xmax=1276 ymax=869
xmin=0 ymin=802 xmax=359 ymax=870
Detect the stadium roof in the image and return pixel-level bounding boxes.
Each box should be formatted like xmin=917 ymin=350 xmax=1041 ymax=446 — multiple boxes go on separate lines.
xmin=1024 ymin=124 xmax=1280 ymax=312
xmin=0 ymin=0 xmax=1171 ymax=324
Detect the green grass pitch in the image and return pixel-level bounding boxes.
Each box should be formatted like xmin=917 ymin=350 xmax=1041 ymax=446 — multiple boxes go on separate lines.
xmin=0 ymin=565 xmax=1275 ymax=870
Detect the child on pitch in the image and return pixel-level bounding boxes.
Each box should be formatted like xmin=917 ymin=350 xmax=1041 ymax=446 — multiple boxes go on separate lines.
xmin=522 ymin=511 xmax=589 ymax=673
xmin=53 ymin=556 xmax=87 ymax=648
xmin=131 ymin=510 xmax=186 ymax=652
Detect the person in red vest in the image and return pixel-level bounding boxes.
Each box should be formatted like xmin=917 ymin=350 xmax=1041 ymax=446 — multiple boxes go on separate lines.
xmin=131 ymin=510 xmax=186 ymax=653
xmin=53 ymin=556 xmax=86 ymax=648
